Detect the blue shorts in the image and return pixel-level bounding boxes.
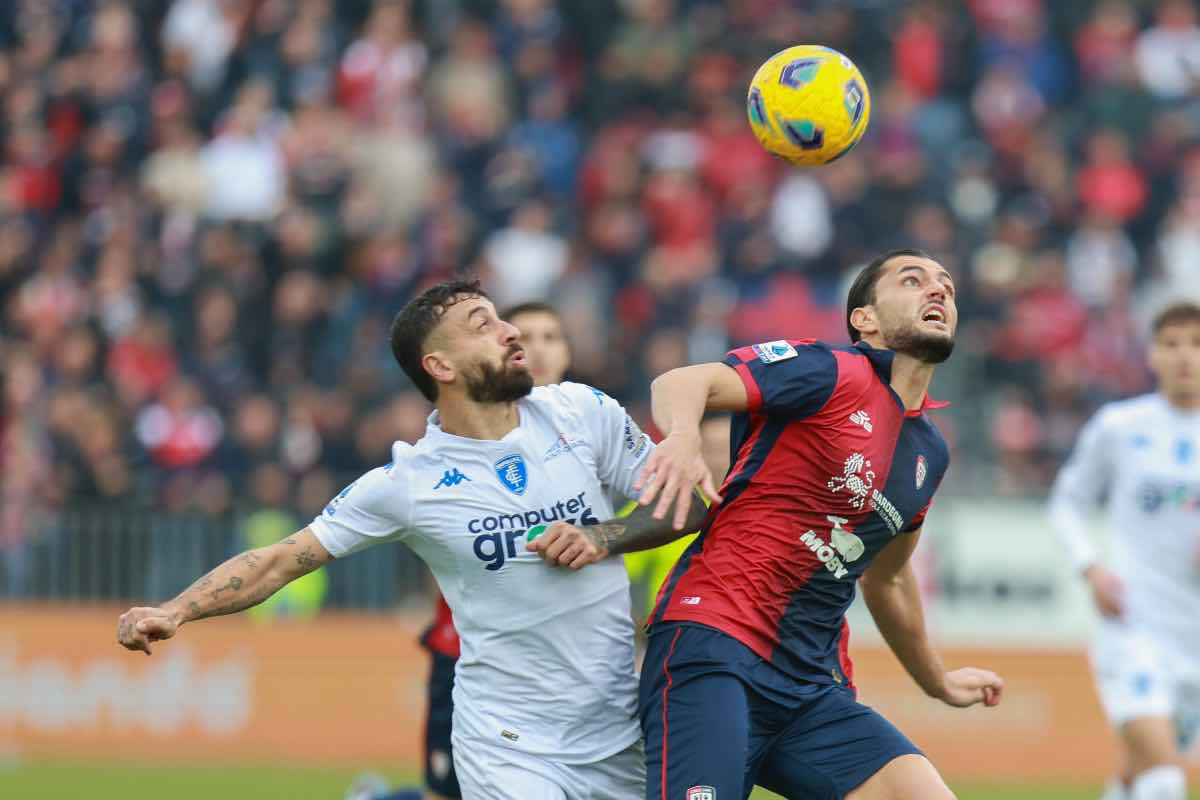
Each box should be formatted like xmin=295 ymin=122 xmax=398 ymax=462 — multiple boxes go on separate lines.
xmin=424 ymin=651 xmax=461 ymax=798
xmin=639 ymin=622 xmax=921 ymax=800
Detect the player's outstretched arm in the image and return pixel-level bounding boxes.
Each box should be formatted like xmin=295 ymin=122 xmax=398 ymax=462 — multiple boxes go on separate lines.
xmin=637 ymin=363 xmax=747 ymax=529
xmin=527 ymin=492 xmax=709 ymax=569
xmin=116 ymin=528 xmax=333 ymax=655
xmin=860 ymin=529 xmax=1003 ymax=709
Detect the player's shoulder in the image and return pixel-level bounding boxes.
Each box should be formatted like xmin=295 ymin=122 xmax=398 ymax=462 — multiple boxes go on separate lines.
xmin=529 ymin=381 xmax=618 ymax=417
xmin=321 ymin=446 xmax=415 ymax=519
xmin=726 ymin=338 xmax=833 ymax=366
xmin=1091 ymin=393 xmax=1165 ymax=431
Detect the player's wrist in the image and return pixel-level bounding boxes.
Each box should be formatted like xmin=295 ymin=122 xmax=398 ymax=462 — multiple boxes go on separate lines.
xmin=161 ymin=601 xmax=187 ymax=626
xmin=924 ymin=673 xmax=950 ymax=702
xmin=664 ymin=428 xmax=702 ymax=446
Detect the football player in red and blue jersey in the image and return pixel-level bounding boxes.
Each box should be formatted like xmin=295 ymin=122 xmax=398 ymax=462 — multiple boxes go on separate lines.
xmin=627 ymin=249 xmax=1004 ymax=800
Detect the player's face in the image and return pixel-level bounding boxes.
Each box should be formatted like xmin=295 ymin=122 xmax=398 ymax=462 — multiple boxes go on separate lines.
xmin=436 ymin=296 xmax=534 ymax=403
xmin=1150 ymin=320 xmax=1200 ymax=400
xmin=867 ymin=257 xmax=957 ymax=364
xmin=509 ymin=310 xmax=570 ymax=387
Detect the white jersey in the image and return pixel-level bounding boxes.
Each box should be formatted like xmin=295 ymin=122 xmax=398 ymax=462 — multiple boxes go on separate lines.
xmin=309 ymin=382 xmax=654 ymax=764
xmin=1048 ymin=393 xmax=1200 ymax=654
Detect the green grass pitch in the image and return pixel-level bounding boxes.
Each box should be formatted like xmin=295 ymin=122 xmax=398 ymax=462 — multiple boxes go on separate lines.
xmin=4 ymin=760 xmax=1196 ymax=799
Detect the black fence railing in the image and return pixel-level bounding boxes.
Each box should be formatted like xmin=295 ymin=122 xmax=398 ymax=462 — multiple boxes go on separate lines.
xmin=0 ymin=506 xmax=430 ymax=611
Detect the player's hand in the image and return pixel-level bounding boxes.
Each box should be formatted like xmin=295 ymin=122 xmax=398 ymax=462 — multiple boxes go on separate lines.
xmin=1083 ymin=565 xmax=1124 ymax=619
xmin=525 ymin=522 xmax=609 ymax=569
xmin=634 ymin=430 xmax=722 ymax=530
xmin=937 ymin=667 xmax=1004 ymax=708
xmin=117 ymin=606 xmax=180 ymax=656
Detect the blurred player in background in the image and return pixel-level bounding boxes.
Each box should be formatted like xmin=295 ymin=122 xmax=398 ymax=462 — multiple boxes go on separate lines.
xmin=117 ymin=280 xmax=708 ymax=800
xmin=1049 ymin=301 xmax=1200 ymax=800
xmin=626 ymin=249 xmax=1004 ymax=799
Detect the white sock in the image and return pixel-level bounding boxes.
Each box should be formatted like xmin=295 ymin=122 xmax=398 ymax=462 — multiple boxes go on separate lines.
xmin=1100 ymin=778 xmax=1129 ymax=800
xmin=1130 ymin=765 xmax=1186 ymax=800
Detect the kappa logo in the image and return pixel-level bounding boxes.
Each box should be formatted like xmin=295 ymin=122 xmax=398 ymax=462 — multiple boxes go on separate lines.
xmin=849 ymin=409 xmax=873 ymax=433
xmin=687 ymin=786 xmax=716 ymax=800
xmin=915 ymin=455 xmax=927 ymax=490
xmin=827 ymin=452 xmax=875 ymax=510
xmin=752 ymin=340 xmax=798 ymax=364
xmin=494 ymin=454 xmax=528 ymax=495
xmin=433 ymin=468 xmax=470 ymax=489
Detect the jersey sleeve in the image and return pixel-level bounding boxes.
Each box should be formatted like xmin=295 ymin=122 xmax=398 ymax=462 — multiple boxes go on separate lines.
xmin=722 ymin=340 xmax=838 ymax=417
xmin=308 ymin=462 xmax=411 ymax=558
xmin=558 ymin=382 xmax=655 ymax=503
xmin=903 ymin=498 xmax=933 ymax=533
xmin=1047 ymin=410 xmax=1113 ymax=573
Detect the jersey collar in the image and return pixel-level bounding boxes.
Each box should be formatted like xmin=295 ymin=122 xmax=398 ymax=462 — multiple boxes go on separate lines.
xmin=852 ymin=341 xmax=950 ymax=415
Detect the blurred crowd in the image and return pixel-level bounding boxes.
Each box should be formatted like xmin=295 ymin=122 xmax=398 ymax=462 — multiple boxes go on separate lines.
xmin=2 ymin=0 xmax=1199 ymax=564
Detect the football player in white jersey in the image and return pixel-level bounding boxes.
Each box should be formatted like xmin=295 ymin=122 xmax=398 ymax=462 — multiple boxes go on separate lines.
xmin=1049 ymin=301 xmax=1200 ymax=800
xmin=116 ymin=280 xmax=708 ymax=800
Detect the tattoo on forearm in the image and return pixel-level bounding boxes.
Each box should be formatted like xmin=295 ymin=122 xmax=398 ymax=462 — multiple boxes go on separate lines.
xmin=210 ymin=575 xmax=243 ymax=600
xmin=190 ymin=579 xmax=283 ymax=621
xmin=583 ymin=523 xmax=627 ymax=549
xmin=240 ymin=552 xmax=262 ymax=569
xmin=282 ymin=537 xmax=297 ymax=545
xmin=183 ymin=569 xmax=216 ymax=595
xmin=295 ymin=547 xmax=319 ymax=570
xmin=583 ymin=497 xmax=708 ymax=556
xmin=187 ymin=601 xmax=201 ymax=618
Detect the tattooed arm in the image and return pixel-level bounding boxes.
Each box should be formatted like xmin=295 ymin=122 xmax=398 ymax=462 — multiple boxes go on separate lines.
xmin=526 ymin=491 xmax=709 ymax=570
xmin=116 ymin=528 xmax=333 ymax=655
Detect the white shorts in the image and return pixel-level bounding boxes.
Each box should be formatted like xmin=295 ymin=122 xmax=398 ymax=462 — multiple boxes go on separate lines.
xmin=452 ymin=734 xmax=645 ymax=800
xmin=1090 ymin=621 xmax=1200 ymax=754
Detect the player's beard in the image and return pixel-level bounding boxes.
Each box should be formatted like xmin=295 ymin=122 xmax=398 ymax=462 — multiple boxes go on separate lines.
xmin=884 ymin=322 xmax=955 ymax=364
xmin=464 ymin=353 xmax=534 ymax=404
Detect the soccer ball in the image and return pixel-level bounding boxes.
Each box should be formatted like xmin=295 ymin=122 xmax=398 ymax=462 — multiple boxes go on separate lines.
xmin=746 ymin=45 xmax=871 ymax=166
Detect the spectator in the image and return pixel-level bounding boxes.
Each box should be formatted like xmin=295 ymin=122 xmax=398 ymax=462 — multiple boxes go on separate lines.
xmin=1135 ymin=0 xmax=1200 ymax=99
xmin=0 ymin=0 xmax=1190 ymax=526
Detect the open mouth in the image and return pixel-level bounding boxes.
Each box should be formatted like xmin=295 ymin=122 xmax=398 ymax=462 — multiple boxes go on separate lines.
xmin=921 ymin=306 xmax=947 ymax=325
xmin=508 ymin=350 xmax=527 ymax=367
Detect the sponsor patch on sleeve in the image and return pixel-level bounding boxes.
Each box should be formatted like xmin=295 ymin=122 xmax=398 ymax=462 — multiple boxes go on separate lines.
xmin=751 ymin=340 xmax=798 ymax=364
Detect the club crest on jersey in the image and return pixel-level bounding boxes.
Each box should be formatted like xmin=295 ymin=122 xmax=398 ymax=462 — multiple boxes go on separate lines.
xmin=687 ymin=787 xmax=716 ymax=800
xmin=915 ymin=455 xmax=927 ymax=489
xmin=494 ymin=454 xmax=528 ymax=495
xmin=827 ymin=452 xmax=874 ymax=510
xmin=752 ymin=340 xmax=798 ymax=364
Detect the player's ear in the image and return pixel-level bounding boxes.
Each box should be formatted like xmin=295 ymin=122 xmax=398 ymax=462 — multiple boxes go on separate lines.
xmin=422 ymin=350 xmax=456 ymax=387
xmin=850 ymin=306 xmax=878 ymax=338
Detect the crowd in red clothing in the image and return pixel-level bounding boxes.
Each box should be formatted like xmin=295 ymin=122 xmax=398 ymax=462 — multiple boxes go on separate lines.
xmin=2 ymin=0 xmax=1198 ymax=580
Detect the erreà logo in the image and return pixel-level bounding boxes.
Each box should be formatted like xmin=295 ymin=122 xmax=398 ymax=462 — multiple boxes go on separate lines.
xmin=495 ymin=454 xmax=527 ymax=495
xmin=915 ymin=455 xmax=927 ymax=490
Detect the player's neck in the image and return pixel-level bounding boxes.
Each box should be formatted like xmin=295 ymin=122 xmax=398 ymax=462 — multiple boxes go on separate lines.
xmin=1164 ymin=390 xmax=1200 ymax=412
xmin=888 ymin=352 xmax=936 ymax=411
xmin=435 ymin=395 xmax=521 ymax=440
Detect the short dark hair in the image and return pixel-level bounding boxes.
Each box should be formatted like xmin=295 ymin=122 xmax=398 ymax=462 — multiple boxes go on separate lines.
xmin=502 ymin=301 xmax=561 ymax=323
xmin=390 ymin=279 xmax=487 ymax=402
xmin=1152 ymin=300 xmax=1200 ymax=335
xmin=845 ymin=248 xmax=934 ymax=342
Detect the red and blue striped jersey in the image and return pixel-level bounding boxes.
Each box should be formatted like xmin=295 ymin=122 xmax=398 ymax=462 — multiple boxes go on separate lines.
xmin=650 ymin=340 xmax=949 ymax=689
